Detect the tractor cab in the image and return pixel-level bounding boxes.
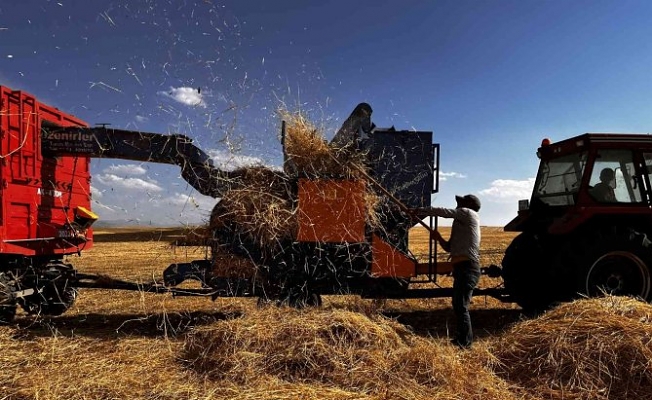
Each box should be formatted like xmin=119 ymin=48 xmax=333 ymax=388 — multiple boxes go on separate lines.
xmin=506 ymin=133 xmax=652 ymax=234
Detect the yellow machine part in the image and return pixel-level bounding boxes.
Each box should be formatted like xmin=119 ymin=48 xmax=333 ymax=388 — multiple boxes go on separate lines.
xmin=74 ymin=206 xmax=99 ymax=229
xmin=75 ymin=206 xmax=99 ymax=221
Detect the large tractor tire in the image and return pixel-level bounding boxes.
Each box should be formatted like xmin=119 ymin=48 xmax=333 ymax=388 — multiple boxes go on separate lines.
xmin=502 ymin=232 xmax=575 ymax=312
xmin=576 ymin=228 xmax=652 ymax=301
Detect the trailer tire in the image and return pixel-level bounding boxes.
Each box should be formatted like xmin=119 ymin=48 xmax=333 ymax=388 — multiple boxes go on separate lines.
xmin=0 ymin=273 xmax=17 ymax=324
xmin=578 ymin=228 xmax=652 ymax=301
xmin=20 ymin=283 xmax=77 ymax=317
xmin=0 ymin=305 xmax=16 ymax=325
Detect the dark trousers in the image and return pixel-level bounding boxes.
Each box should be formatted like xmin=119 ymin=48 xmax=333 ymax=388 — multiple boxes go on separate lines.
xmin=452 ymin=260 xmax=481 ymax=347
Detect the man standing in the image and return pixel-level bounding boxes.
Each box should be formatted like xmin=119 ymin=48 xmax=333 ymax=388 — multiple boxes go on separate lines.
xmin=419 ymin=194 xmax=481 ymax=348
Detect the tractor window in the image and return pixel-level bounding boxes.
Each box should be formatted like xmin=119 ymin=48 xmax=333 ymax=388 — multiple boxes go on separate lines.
xmin=642 ymin=152 xmax=652 ymax=200
xmin=534 ymin=152 xmax=587 ymax=206
xmin=590 ymin=149 xmax=641 ymax=203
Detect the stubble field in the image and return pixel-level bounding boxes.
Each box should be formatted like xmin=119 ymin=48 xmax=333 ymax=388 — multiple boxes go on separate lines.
xmin=1 ymin=227 xmax=651 ymax=400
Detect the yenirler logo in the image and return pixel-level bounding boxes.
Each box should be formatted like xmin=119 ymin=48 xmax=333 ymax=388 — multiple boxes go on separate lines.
xmin=42 ymin=130 xmax=94 ymax=141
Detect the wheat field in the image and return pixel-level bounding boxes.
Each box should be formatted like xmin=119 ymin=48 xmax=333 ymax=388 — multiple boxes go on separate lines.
xmin=1 ymin=227 xmax=650 ymax=400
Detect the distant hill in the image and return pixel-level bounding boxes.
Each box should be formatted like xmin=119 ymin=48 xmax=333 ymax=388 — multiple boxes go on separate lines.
xmin=93 ymin=219 xmax=169 ymax=228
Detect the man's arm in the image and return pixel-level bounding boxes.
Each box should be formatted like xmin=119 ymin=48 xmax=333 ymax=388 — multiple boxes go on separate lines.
xmin=416 ymin=207 xmax=461 ymax=219
xmin=431 ymin=229 xmax=451 ymax=252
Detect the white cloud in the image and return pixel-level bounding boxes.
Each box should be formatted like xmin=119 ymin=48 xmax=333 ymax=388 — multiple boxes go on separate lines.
xmin=96 ymin=174 xmax=163 ymax=192
xmin=90 ymin=185 xmax=103 ymax=199
xmin=135 ymin=115 xmax=148 ymax=123
xmin=439 ymin=171 xmax=467 ymax=181
xmin=165 ymin=193 xmax=217 ymax=209
xmin=103 ymin=164 xmax=147 ymax=175
xmin=479 ymin=178 xmax=536 ymax=202
xmin=134 ymin=193 xmax=218 ymax=225
xmin=207 ymin=149 xmax=266 ymax=171
xmin=440 ymin=171 xmax=467 ymax=178
xmin=157 ymin=86 xmax=205 ymax=107
xmin=92 ymin=202 xmax=116 ymax=213
xmin=89 ymin=186 xmax=118 ymax=215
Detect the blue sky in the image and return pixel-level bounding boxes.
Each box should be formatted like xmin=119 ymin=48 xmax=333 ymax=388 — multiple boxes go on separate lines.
xmin=2 ymin=0 xmax=652 ymax=226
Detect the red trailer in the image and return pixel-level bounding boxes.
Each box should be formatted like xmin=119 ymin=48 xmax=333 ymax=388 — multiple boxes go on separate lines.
xmin=0 ymin=87 xmax=100 ymax=320
xmin=0 ymin=87 xmax=96 ymax=257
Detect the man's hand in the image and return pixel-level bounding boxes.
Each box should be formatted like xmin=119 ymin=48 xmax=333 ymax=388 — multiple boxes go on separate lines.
xmin=430 ymin=229 xmax=450 ymax=252
xmin=430 ymin=229 xmax=443 ymax=242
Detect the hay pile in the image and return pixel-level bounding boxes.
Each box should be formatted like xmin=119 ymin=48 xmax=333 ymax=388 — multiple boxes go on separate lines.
xmin=210 ymin=166 xmax=296 ymax=252
xmin=493 ymin=295 xmax=652 ymax=400
xmin=181 ymin=307 xmax=521 ymax=400
xmin=281 ymin=109 xmax=367 ymax=179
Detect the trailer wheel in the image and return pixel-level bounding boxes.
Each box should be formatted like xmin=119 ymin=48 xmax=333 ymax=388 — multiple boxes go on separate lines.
xmin=20 ymin=283 xmax=77 ymax=317
xmin=579 ymin=229 xmax=652 ymax=301
xmin=0 ymin=273 xmax=17 ymax=324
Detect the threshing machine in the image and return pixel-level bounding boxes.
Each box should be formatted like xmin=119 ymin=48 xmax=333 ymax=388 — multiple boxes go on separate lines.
xmin=0 ymin=85 xmax=484 ymax=322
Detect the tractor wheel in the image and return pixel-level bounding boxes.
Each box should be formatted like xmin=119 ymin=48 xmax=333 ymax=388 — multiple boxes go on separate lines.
xmin=0 ymin=273 xmax=17 ymax=324
xmin=20 ymin=283 xmax=77 ymax=317
xmin=578 ymin=229 xmax=652 ymax=301
xmin=502 ymin=232 xmax=574 ymax=312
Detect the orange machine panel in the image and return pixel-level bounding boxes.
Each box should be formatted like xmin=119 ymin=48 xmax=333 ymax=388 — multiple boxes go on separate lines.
xmin=297 ymin=179 xmax=366 ymax=243
xmin=371 ymin=234 xmax=416 ymax=278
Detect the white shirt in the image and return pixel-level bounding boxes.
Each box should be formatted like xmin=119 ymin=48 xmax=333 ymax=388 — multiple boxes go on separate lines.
xmin=428 ymin=207 xmax=481 ymax=263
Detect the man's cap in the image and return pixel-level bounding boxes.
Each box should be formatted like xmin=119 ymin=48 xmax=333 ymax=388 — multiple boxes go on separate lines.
xmin=455 ymin=194 xmax=481 ymax=212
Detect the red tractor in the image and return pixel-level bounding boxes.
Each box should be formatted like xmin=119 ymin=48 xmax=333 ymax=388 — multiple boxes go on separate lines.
xmin=502 ymin=134 xmax=652 ymax=310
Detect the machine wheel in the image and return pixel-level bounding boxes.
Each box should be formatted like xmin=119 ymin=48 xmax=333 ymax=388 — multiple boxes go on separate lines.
xmin=502 ymin=232 xmax=575 ymax=312
xmin=273 ymin=284 xmax=322 ymax=309
xmin=0 ymin=273 xmax=17 ymax=324
xmin=257 ymin=244 xmax=325 ymax=309
xmin=362 ymin=277 xmax=410 ymax=299
xmin=578 ymin=229 xmax=652 ymax=301
xmin=256 ymin=296 xmax=273 ymax=308
xmin=20 ymin=283 xmax=77 ymax=317
xmin=287 ymin=291 xmax=322 ymax=308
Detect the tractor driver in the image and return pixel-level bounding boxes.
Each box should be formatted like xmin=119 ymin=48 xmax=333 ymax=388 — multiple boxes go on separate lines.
xmin=417 ymin=194 xmax=481 ymax=349
xmin=590 ymin=168 xmax=617 ymax=203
